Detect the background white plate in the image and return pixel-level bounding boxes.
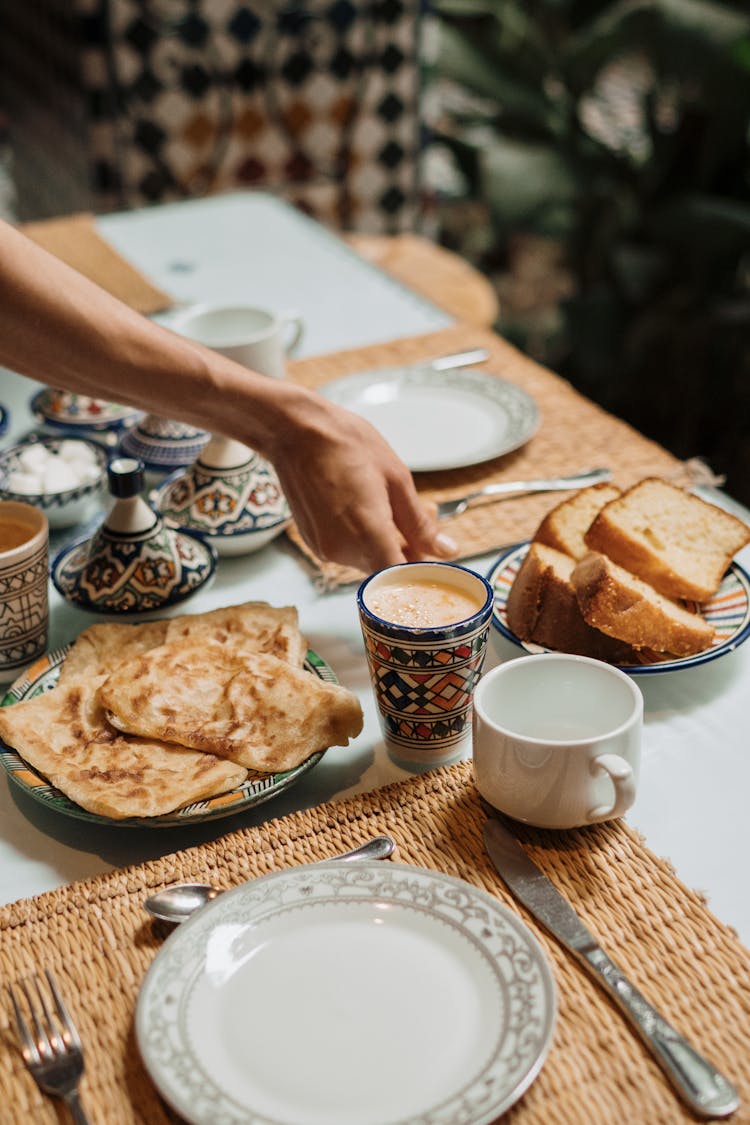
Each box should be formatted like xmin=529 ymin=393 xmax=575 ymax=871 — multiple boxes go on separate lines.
xmin=137 ymin=862 xmax=556 ymax=1125
xmin=320 ymin=366 xmax=539 ymax=472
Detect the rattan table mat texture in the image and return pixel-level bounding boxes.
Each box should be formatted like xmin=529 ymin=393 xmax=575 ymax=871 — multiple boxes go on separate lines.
xmin=0 ymin=760 xmax=747 ymax=1125
xmin=285 ymin=323 xmax=718 ymax=589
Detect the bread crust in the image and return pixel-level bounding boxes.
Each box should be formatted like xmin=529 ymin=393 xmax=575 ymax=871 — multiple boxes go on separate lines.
xmin=506 ymin=543 xmax=636 ymax=662
xmin=535 ymin=482 xmax=621 ymax=560
xmin=584 ymin=477 xmax=750 ymax=601
xmin=99 ymin=640 xmax=363 ymax=772
xmin=572 ymin=552 xmax=715 ymax=655
xmin=0 ymin=674 xmax=247 ymax=819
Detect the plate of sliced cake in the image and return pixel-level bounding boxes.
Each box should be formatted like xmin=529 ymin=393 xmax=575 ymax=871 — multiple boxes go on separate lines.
xmin=0 ymin=601 xmax=363 ymax=825
xmin=488 ymin=478 xmax=750 ymax=674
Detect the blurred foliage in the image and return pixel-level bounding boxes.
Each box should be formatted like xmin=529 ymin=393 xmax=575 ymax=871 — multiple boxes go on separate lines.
xmin=426 ymin=0 xmax=750 ymax=501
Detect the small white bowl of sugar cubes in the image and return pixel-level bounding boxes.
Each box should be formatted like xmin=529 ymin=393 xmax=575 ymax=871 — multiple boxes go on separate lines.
xmin=0 ymin=435 xmax=109 ymax=528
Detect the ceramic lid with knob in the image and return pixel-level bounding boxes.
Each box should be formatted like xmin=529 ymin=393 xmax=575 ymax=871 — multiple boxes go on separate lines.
xmin=51 ymin=457 xmax=216 ymax=614
xmin=149 ymin=435 xmax=290 ymax=557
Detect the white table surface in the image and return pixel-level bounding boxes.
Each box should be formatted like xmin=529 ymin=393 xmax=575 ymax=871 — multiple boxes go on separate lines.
xmin=0 ymin=191 xmax=748 ymax=952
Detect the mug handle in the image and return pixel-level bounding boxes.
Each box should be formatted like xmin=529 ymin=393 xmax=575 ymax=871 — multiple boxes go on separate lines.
xmin=281 ymin=311 xmax=305 ymax=355
xmin=586 ymin=753 xmax=635 ymax=822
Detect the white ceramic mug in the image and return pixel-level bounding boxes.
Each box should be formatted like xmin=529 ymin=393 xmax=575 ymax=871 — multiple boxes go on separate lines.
xmin=473 ymin=653 xmax=642 ymax=829
xmin=171 ymin=304 xmax=304 ymax=378
xmin=0 ymin=501 xmax=49 ymax=684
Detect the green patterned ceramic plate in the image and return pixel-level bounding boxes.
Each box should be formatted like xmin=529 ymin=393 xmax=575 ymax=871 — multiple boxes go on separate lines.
xmin=0 ymin=645 xmax=334 ymax=827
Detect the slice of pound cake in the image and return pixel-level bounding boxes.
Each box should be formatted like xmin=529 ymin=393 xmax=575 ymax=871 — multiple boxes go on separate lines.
xmin=506 ymin=542 xmax=636 ymax=662
xmin=535 ymin=482 xmax=621 ymax=559
xmin=572 ymin=552 xmax=715 ymax=656
xmin=584 ymin=478 xmax=750 ymax=602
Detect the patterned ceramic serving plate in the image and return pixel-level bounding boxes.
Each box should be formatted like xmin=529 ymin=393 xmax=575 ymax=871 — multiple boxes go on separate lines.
xmin=136 ymin=862 xmax=557 ymax=1125
xmin=0 ymin=646 xmax=335 ymax=827
xmin=488 ymin=541 xmax=750 ymax=675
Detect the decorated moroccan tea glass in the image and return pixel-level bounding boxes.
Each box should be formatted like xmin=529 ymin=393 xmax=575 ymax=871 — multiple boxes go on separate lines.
xmin=358 ymin=561 xmax=494 ymax=767
xmin=0 ymin=501 xmax=49 ymax=684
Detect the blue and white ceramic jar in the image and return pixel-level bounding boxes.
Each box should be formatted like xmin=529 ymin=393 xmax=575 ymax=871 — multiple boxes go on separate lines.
xmin=150 ymin=435 xmax=289 ymax=556
xmin=51 ymin=458 xmax=216 ymax=614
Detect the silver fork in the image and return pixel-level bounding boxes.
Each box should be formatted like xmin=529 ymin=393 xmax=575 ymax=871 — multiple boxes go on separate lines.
xmin=435 ymin=467 xmax=613 ymax=520
xmin=8 ymin=970 xmax=91 ymax=1124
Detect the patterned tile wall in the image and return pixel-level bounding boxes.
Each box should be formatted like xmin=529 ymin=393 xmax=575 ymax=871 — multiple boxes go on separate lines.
xmin=1 ymin=0 xmax=425 ymax=232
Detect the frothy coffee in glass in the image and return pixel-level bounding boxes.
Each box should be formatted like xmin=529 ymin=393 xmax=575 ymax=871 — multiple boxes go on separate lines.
xmin=368 ymin=579 xmax=484 ymax=628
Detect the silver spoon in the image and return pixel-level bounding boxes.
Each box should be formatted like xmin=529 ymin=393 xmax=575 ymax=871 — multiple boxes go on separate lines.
xmin=144 ymin=835 xmax=396 ymax=925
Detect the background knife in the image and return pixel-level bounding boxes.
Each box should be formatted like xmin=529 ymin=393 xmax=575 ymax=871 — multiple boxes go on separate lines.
xmin=483 ymin=817 xmax=740 ymax=1119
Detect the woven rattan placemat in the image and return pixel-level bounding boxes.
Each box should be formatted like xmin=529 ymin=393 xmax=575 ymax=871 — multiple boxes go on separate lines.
xmin=0 ymin=760 xmax=747 ymax=1124
xmin=285 ymin=324 xmax=717 ymax=589
xmin=344 ymin=232 xmax=500 ymax=327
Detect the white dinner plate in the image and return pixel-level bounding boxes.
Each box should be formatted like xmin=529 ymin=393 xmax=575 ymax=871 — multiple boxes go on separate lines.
xmin=488 ymin=542 xmax=750 ymax=674
xmin=136 ymin=862 xmax=557 ymax=1125
xmin=319 ymin=366 xmax=539 ymax=472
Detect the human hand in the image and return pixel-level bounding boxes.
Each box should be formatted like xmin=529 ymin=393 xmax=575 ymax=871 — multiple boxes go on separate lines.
xmin=268 ymin=393 xmax=457 ymax=574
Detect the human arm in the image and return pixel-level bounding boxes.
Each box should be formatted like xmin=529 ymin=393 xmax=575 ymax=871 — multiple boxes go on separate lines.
xmin=0 ymin=219 xmax=455 ymax=572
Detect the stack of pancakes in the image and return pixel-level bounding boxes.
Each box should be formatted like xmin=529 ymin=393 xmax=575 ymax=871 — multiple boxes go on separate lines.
xmin=0 ymin=602 xmax=363 ymax=819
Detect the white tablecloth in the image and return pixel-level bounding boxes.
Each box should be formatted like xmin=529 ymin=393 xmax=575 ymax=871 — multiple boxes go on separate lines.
xmin=1 ymin=193 xmax=748 ymax=949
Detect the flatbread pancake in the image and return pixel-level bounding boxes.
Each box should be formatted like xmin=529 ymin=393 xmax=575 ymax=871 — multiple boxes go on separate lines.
xmin=58 ymin=620 xmax=169 ymax=683
xmin=99 ymin=640 xmax=363 ymax=773
xmin=164 ymin=602 xmax=307 ymax=666
xmin=0 ymin=674 xmax=247 ymax=819
xmin=59 ymin=601 xmax=306 ymax=686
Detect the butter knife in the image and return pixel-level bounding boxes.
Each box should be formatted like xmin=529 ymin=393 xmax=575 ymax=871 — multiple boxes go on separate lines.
xmin=483 ymin=818 xmax=740 ymax=1119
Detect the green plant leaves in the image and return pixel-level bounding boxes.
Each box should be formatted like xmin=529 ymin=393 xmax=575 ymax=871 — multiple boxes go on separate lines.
xmin=478 ymin=136 xmax=579 ymax=229
xmin=428 ymin=0 xmax=750 ymax=502
xmin=436 ymin=23 xmax=556 ymax=131
xmin=564 ymin=0 xmax=750 ymax=90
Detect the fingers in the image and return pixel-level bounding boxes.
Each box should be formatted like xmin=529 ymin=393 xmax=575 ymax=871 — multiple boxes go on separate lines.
xmin=267 ymin=394 xmax=459 ymax=574
xmin=315 ymin=503 xmax=409 ymax=573
xmin=388 ymin=472 xmax=458 ymax=564
xmin=287 ymin=465 xmax=459 ymax=575
xmin=277 ymin=467 xmax=407 ymax=574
